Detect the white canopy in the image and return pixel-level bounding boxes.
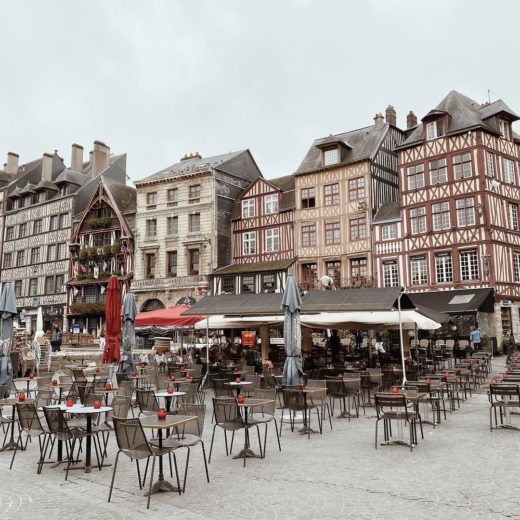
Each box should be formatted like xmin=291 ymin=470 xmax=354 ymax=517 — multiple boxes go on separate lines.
xmin=194 ymin=315 xmax=284 ymax=330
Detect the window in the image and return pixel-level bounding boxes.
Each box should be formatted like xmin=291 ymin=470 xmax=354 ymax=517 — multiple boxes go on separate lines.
xmin=383 ymin=261 xmax=398 ymax=287
xmin=486 ymin=152 xmax=495 ymax=177
xmin=14 ymin=280 xmax=22 ymax=297
xmin=85 ymin=286 xmax=97 ymax=303
xmin=6 ymin=226 xmax=14 ymax=240
xmin=241 ymin=275 xmax=255 ymax=293
xmin=350 ymin=217 xmax=366 ymax=241
xmin=324 ymin=184 xmax=339 ymax=206
xmin=50 ymin=215 xmax=59 ymax=231
xmin=351 ymin=258 xmax=368 ymax=279
xmin=222 ymin=276 xmax=235 ymax=294
xmin=167 ymin=251 xmax=177 ymax=277
xmin=456 ymin=198 xmax=475 ymax=227
xmin=435 ymin=253 xmax=453 ymax=283
xmin=302 ymin=263 xmax=318 ymax=288
xmin=264 ymin=194 xmax=279 ymax=214
xmin=30 ymin=247 xmax=40 ymax=264
xmin=146 ymin=192 xmax=157 ymax=208
xmin=57 ymin=242 xmax=67 ymax=259
xmin=326 ymin=260 xmax=341 ymax=287
xmin=146 ymin=219 xmax=157 ymax=238
xmin=429 ymin=158 xmax=447 ymax=185
xmin=410 ymin=207 xmax=426 ymax=234
xmin=261 ymin=274 xmax=276 ymax=293
xmin=189 ymin=213 xmax=200 ymax=232
xmin=432 ymin=201 xmax=450 ymax=230
xmin=301 ymin=224 xmax=316 ymax=247
xmin=426 ymin=120 xmax=443 ymax=140
xmin=167 ymin=216 xmax=178 ymax=236
xmin=381 ymin=223 xmax=397 ymax=240
xmin=189 ymin=185 xmax=201 ymax=203
xmin=407 ymin=164 xmax=425 ymax=190
xmin=4 ymin=253 xmax=12 ymax=268
xmin=16 ymin=250 xmax=25 ymax=267
xmin=264 ymin=228 xmax=279 ymax=252
xmin=13 ymin=199 xmax=20 ymax=210
xmin=47 ymin=244 xmax=56 ymax=262
xmin=514 ymin=252 xmax=520 ymax=283
xmin=301 ymin=188 xmax=316 ymax=208
xmin=410 ymin=256 xmax=428 ymax=285
xmin=167 ymin=188 xmax=178 ymax=206
xmin=33 ymin=219 xmax=42 ymax=234
xmin=59 ymin=213 xmax=70 ymax=228
xmin=189 ymin=250 xmax=199 ymax=275
xmin=348 ymin=177 xmax=365 ymax=201
xmin=243 ymin=232 xmax=256 ymax=255
xmin=503 ymin=158 xmax=516 ymax=184
xmin=323 ymin=148 xmax=339 ymax=166
xmin=45 ymin=276 xmax=54 ymax=294
xmin=93 ymin=232 xmax=111 ymax=247
xmin=325 ymin=222 xmax=341 ymax=245
xmin=499 ymin=119 xmax=511 ymax=140
xmin=145 ymin=254 xmax=156 ymax=278
xmin=29 ymin=278 xmax=38 ymax=295
xmin=460 ymin=250 xmax=479 ymax=280
xmin=509 ymin=203 xmax=519 ymax=231
xmin=19 ymin=223 xmax=27 ymax=238
xmin=453 ymin=153 xmax=472 ymax=179
xmin=55 ymin=274 xmax=64 ymax=292
xmin=242 ymin=199 xmax=256 ymax=218
xmin=58 ymin=184 xmax=68 ymax=197
xmin=38 ymin=191 xmax=46 ymax=203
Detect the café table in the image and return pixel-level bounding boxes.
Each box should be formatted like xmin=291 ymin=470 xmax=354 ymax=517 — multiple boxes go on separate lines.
xmin=50 ymin=382 xmax=72 ymax=403
xmin=164 ymin=377 xmax=190 ymax=390
xmin=0 ymin=398 xmax=35 ymax=451
xmin=14 ymin=377 xmax=41 ymax=397
xmin=300 ymin=388 xmax=324 ymax=435
xmin=155 ymin=390 xmax=185 ymax=413
xmin=140 ymin=414 xmax=197 ymax=495
xmin=98 ymin=388 xmax=121 ymax=407
xmin=227 ymin=381 xmax=252 ymax=397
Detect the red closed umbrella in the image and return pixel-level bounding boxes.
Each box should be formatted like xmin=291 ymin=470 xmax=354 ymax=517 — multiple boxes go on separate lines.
xmin=102 ymin=275 xmax=121 ymax=364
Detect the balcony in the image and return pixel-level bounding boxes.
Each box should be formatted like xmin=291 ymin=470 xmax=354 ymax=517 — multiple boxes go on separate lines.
xmin=298 ymin=276 xmax=374 ymax=292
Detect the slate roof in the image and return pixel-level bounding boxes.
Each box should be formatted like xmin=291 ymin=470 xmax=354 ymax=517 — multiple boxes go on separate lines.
xmin=54 ymin=168 xmax=88 ymax=185
xmin=372 ymin=202 xmax=401 ymax=224
xmin=408 ymin=288 xmax=495 ymax=314
xmin=103 ymin=175 xmax=136 ymax=214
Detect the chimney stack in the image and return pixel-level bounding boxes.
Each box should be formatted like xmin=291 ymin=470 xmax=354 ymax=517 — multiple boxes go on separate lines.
xmin=374 ymin=113 xmax=384 ymax=130
xmin=6 ymin=152 xmax=19 ymax=174
xmin=42 ymin=153 xmax=53 ymax=182
xmin=385 ymin=105 xmax=397 ymax=126
xmin=180 ymin=152 xmax=202 ymax=161
xmin=407 ymin=111 xmax=418 ymax=129
xmin=71 ymin=143 xmax=84 ymax=172
xmin=91 ymin=140 xmax=110 ymax=176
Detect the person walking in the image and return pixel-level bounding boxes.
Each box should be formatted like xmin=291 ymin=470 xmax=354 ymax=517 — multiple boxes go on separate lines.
xmin=469 ymin=326 xmax=482 ymax=352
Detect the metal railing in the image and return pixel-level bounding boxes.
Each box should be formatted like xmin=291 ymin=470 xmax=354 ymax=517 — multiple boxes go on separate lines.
xmin=298 ymin=276 xmax=375 ymax=292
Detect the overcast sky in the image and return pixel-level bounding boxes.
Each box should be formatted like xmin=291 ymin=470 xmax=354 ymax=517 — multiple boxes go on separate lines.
xmin=1 ymin=0 xmax=519 ymax=183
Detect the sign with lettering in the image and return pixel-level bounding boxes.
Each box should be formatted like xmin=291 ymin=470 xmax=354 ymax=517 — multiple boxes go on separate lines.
xmin=241 ymin=331 xmax=256 ymax=347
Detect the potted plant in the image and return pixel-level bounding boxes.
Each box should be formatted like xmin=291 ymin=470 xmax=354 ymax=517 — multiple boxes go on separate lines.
xmin=79 ymin=248 xmax=88 ymax=260
xmin=103 ymin=244 xmax=112 ymax=257
xmin=111 ymin=242 xmax=120 ymax=255
xmin=87 ymin=247 xmax=98 ymax=259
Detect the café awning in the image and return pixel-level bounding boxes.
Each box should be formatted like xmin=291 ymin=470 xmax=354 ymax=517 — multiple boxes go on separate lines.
xmin=407 ymin=288 xmax=495 ymax=314
xmin=181 ymin=293 xmax=284 ymax=317
xmin=135 ymin=304 xmax=204 ymax=328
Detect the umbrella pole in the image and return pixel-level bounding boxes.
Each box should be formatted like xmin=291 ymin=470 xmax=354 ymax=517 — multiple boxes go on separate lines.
xmin=398 ymin=287 xmax=407 ymax=385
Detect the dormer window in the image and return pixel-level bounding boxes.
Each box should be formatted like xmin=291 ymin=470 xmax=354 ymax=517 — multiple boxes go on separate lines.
xmin=426 ymin=120 xmax=444 ymax=140
xmin=323 ymin=147 xmax=339 ymax=166
xmin=59 ymin=184 xmax=68 ymax=196
xmin=499 ymin=119 xmax=511 ymax=140
xmin=242 ymin=199 xmax=256 ymax=218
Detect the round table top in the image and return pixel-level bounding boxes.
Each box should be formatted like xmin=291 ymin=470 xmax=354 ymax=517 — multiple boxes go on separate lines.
xmin=228 ymin=381 xmax=252 ymax=386
xmin=155 ymin=391 xmax=186 ymax=398
xmin=0 ymin=398 xmax=36 ymax=406
xmin=59 ymin=404 xmax=112 ymax=414
xmin=15 ymin=377 xmax=42 ymax=382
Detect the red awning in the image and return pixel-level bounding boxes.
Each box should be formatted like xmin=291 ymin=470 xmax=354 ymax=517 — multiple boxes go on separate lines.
xmin=135 ymin=305 xmax=204 ymax=328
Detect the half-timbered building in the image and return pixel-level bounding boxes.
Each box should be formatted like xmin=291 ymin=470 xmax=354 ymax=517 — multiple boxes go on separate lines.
xmin=294 ymin=107 xmax=405 ymax=291
xmin=372 ymin=90 xmax=520 ymax=344
xmin=66 ymin=176 xmax=136 ymax=337
xmin=132 ymin=150 xmax=262 ymax=312
xmin=211 ymin=175 xmax=296 ymax=294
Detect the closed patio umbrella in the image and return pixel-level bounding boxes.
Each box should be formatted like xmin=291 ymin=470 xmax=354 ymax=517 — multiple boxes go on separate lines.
xmin=0 ymin=282 xmax=17 ymax=397
xmin=120 ymin=292 xmax=137 ymax=374
xmin=281 ymin=274 xmax=303 ymax=387
xmin=102 ymin=276 xmax=121 ymax=364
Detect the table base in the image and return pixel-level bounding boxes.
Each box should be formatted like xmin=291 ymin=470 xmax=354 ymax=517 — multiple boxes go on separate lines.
xmin=0 ymin=439 xmax=24 ymax=452
xmin=145 ymin=479 xmax=180 ymax=496
xmin=298 ymin=426 xmax=319 ymax=435
xmin=233 ymin=448 xmax=261 ymax=459
xmin=337 ymin=411 xmax=357 ymax=419
xmin=380 ymin=440 xmax=416 ymax=448
xmin=493 ymin=424 xmax=520 ymax=431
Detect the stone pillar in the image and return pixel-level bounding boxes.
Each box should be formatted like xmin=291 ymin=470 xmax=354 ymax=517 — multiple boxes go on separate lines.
xmin=302 ymin=326 xmax=312 ymax=356
xmin=260 ymin=325 xmax=270 ymax=363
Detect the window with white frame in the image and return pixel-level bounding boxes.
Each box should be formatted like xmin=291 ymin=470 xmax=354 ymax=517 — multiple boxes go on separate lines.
xmin=381 ymin=223 xmax=397 ymax=240
xmin=325 ymin=222 xmax=341 ymax=244
xmin=453 ymin=153 xmax=472 ymax=179
xmin=167 ymin=251 xmax=177 ymax=277
xmin=348 ymin=178 xmax=365 ymax=201
xmin=264 ymin=228 xmax=279 ymax=252
xmin=189 ymin=213 xmax=200 ymax=232
xmin=432 ymin=201 xmax=450 ymax=230
xmin=241 ymin=275 xmax=255 ymax=293
xmin=146 ymin=192 xmax=157 ymax=208
xmin=503 ymin=158 xmax=516 ymax=184
xmin=301 ymin=224 xmax=316 ymax=246
xmin=456 ymin=198 xmax=475 ymax=227
xmin=435 ymin=253 xmax=453 ymax=283
xmin=264 ymin=194 xmax=279 ymax=214
xmin=509 ymin=203 xmax=519 ymax=231
xmin=146 ymin=219 xmax=157 ymax=238
xmin=33 ymin=219 xmax=43 ymax=234
xmin=167 ymin=188 xmax=178 ymax=206
xmin=47 ymin=244 xmax=56 ymax=262
xmin=167 ymin=216 xmax=178 ymax=236
xmin=410 ymin=256 xmax=428 ymax=285
xmin=426 ymin=120 xmax=443 ymax=140
xmin=429 ymin=158 xmax=447 ymax=184
xmin=188 ymin=185 xmax=201 ymax=204
xmin=486 ymin=152 xmax=495 ymax=177
xmin=349 ymin=217 xmax=366 ymax=241
xmin=262 ymin=274 xmax=276 ymax=293
xmin=410 ymin=207 xmax=426 ymax=234
xmin=243 ymin=232 xmax=256 ymax=255
xmin=324 ymin=184 xmax=339 ymax=206
xmin=323 ymin=148 xmax=339 ymax=166
xmin=499 ymin=119 xmax=511 ymax=140
xmin=301 ymin=187 xmax=316 ymax=208
xmin=16 ymin=250 xmax=25 ymax=267
xmin=514 ymin=252 xmax=520 ymax=283
xmin=59 ymin=213 xmax=70 ymax=228
xmin=382 ymin=261 xmax=399 ymax=287
xmin=242 ymin=199 xmax=256 ymax=218
xmin=3 ymin=253 xmax=11 ymax=268
xmin=19 ymin=223 xmax=27 ymax=238
xmin=57 ymin=242 xmax=67 ymax=259
xmin=407 ymin=164 xmax=425 ymax=190
xmin=460 ymin=250 xmax=479 ymax=280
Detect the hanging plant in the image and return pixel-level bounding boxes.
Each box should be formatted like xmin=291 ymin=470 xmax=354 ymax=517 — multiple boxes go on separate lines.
xmin=87 ymin=247 xmax=98 ymax=259
xmin=79 ymin=248 xmax=88 ymax=260
xmin=103 ymin=244 xmax=113 ymax=256
xmin=89 ymin=217 xmax=113 ymax=229
xmin=111 ymin=242 xmax=121 ymax=255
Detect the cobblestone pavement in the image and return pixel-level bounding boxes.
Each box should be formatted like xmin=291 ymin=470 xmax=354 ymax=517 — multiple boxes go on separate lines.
xmin=2 ymin=360 xmax=520 ymax=520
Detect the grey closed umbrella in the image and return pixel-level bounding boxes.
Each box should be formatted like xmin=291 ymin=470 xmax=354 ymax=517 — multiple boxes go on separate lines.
xmin=281 ymin=275 xmax=303 ymax=387
xmin=0 ymin=282 xmax=17 ymax=397
xmin=120 ymin=292 xmax=137 ymax=374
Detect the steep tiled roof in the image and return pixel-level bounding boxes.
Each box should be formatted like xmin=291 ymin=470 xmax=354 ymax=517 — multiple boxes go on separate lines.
xmin=372 ymin=202 xmax=401 ymax=224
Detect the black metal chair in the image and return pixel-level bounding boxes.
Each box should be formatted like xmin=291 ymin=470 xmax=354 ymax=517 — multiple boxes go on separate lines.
xmin=251 ymin=388 xmax=282 ymax=455
xmin=489 ymin=383 xmax=520 ymax=431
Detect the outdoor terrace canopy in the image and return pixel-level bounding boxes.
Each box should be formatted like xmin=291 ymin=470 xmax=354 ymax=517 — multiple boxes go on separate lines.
xmin=407 ymin=288 xmax=495 ymax=315
xmin=135 ymin=304 xmax=204 ymax=328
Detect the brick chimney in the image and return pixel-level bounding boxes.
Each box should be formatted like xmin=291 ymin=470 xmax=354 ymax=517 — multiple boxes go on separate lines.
xmin=91 ymin=140 xmax=110 ymax=176
xmin=71 ymin=143 xmax=84 ymax=172
xmin=385 ymin=105 xmax=397 ymax=126
xmin=374 ymin=113 xmax=385 ymax=130
xmin=6 ymin=152 xmax=19 ymax=174
xmin=406 ymin=111 xmax=418 ymax=129
xmin=180 ymin=152 xmax=202 ymax=161
xmin=42 ymin=153 xmax=53 ymax=182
